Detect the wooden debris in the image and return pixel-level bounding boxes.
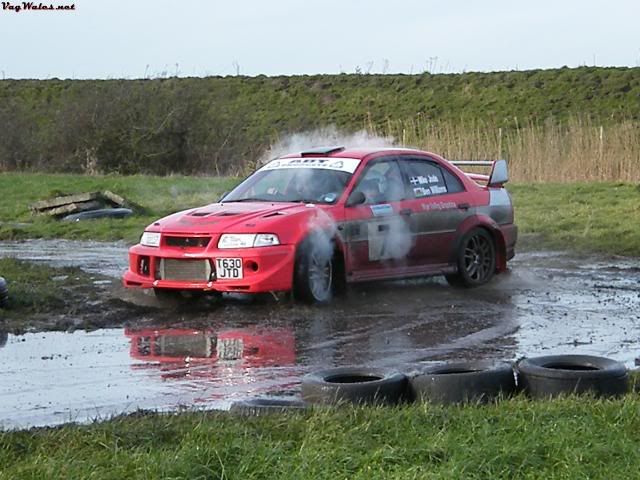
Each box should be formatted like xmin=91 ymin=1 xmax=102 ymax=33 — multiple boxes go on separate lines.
xmin=30 ymin=191 xmax=132 ymax=217
xmin=30 ymin=192 xmax=101 ymax=212
xmin=43 ymin=200 xmax=103 ymax=217
xmin=102 ymin=190 xmax=126 ymax=207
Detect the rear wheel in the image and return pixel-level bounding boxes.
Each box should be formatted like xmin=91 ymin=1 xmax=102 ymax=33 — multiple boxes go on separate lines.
xmin=446 ymin=228 xmax=496 ymax=287
xmin=294 ymin=234 xmax=335 ymax=304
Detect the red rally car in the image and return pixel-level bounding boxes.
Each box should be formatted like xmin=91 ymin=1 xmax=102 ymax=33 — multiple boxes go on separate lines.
xmin=123 ymin=147 xmax=517 ymax=303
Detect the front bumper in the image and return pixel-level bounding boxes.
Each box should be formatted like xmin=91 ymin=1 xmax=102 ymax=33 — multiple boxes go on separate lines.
xmin=122 ymin=243 xmax=296 ymax=293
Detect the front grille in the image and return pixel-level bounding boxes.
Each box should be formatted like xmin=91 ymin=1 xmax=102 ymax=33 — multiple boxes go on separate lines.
xmin=164 ymin=236 xmax=211 ymax=248
xmin=158 ymin=259 xmax=212 ymax=281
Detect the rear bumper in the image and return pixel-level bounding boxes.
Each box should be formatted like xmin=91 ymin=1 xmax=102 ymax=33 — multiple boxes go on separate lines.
xmin=122 ymin=243 xmax=296 ymax=293
xmin=500 ymin=223 xmax=518 ymax=261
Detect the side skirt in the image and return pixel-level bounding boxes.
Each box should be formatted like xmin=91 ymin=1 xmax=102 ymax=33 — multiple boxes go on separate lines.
xmin=347 ymin=263 xmax=457 ymax=284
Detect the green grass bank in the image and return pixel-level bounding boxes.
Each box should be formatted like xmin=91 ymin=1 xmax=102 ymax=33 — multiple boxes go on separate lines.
xmin=0 ymin=173 xmax=638 ymax=256
xmin=2 ymin=66 xmax=640 ymax=175
xmin=1 ymin=396 xmax=640 ymax=479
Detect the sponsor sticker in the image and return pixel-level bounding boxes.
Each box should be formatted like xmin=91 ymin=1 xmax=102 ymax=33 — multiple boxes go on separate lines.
xmin=413 ymin=187 xmax=432 ymax=197
xmin=421 ymin=201 xmax=457 ymax=211
xmin=259 ymin=157 xmax=361 ymax=174
xmin=370 ymin=204 xmax=394 ymax=217
xmin=430 ymin=185 xmax=448 ymax=195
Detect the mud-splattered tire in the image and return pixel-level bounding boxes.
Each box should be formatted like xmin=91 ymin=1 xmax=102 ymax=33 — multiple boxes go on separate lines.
xmin=516 ymin=355 xmax=629 ymax=398
xmin=294 ymin=234 xmax=335 ymax=304
xmin=0 ymin=276 xmax=8 ymax=308
xmin=301 ymin=367 xmax=408 ymax=406
xmin=409 ymin=361 xmax=516 ymax=405
xmin=229 ymin=398 xmax=308 ymax=416
xmin=446 ymin=228 xmax=496 ymax=287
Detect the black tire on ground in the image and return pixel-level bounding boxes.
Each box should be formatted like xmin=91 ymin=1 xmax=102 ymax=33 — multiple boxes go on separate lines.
xmin=516 ymin=354 xmax=629 ymax=398
xmin=446 ymin=228 xmax=496 ymax=287
xmin=293 ymin=233 xmax=336 ymax=304
xmin=409 ymin=361 xmax=516 ymax=405
xmin=301 ymin=367 xmax=408 ymax=406
xmin=229 ymin=398 xmax=308 ymax=416
xmin=0 ymin=276 xmax=8 ymax=308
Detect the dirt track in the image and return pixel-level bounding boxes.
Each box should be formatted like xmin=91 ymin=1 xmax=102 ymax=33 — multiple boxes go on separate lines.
xmin=0 ymin=240 xmax=638 ymax=429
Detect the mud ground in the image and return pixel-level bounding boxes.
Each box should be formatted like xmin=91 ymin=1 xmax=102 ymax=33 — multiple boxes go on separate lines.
xmin=0 ymin=239 xmax=638 ymax=429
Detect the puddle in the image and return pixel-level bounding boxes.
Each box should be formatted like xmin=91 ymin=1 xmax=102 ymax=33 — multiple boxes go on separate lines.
xmin=0 ymin=239 xmax=128 ymax=278
xmin=0 ymin=240 xmax=639 ymax=429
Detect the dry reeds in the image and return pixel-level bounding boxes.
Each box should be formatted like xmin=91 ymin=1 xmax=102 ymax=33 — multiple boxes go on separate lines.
xmin=370 ymin=116 xmax=640 ymax=183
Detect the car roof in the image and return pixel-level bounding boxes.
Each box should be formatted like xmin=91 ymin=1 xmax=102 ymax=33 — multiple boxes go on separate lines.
xmin=279 ymin=147 xmax=441 ymax=161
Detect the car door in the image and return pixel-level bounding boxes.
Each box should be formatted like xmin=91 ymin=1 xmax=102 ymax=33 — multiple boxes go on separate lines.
xmin=397 ymin=156 xmax=471 ymax=266
xmin=343 ymin=158 xmax=415 ymax=278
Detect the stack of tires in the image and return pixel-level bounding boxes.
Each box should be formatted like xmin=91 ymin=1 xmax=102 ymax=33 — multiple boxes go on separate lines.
xmin=230 ymin=354 xmax=631 ymax=414
xmin=515 ymin=355 xmax=629 ymax=398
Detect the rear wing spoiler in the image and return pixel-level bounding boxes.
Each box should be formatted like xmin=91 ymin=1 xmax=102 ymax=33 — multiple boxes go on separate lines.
xmin=448 ymin=159 xmax=508 ymax=187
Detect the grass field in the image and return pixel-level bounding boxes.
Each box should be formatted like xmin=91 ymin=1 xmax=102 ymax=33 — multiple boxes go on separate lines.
xmin=3 ymin=67 xmax=640 ymax=177
xmin=0 ymin=257 xmax=113 ymax=331
xmin=0 ymin=173 xmax=236 ymax=243
xmin=1 ymin=173 xmax=638 ymax=256
xmin=0 ymin=258 xmax=88 ymax=315
xmin=1 ymin=395 xmax=640 ymax=479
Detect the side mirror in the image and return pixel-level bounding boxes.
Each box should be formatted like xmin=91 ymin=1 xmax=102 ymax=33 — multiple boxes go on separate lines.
xmin=346 ymin=190 xmax=366 ymax=207
xmin=218 ymin=191 xmax=229 ymax=202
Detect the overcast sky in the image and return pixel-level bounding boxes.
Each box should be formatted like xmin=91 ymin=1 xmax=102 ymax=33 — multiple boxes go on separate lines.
xmin=1 ymin=0 xmax=639 ymax=79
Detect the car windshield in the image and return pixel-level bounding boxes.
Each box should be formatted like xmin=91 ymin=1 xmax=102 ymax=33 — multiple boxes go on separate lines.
xmin=223 ymin=167 xmax=353 ymax=204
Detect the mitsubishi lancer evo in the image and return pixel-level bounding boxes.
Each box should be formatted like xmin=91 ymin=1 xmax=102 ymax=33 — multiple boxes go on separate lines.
xmin=123 ymin=147 xmax=517 ymax=303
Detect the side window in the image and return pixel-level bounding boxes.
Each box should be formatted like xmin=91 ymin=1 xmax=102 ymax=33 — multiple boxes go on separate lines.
xmin=401 ymin=159 xmax=457 ymax=198
xmin=441 ymin=168 xmax=465 ymax=193
xmin=352 ymin=160 xmax=405 ymax=204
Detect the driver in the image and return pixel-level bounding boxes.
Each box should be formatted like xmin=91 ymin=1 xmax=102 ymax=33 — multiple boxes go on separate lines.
xmin=383 ymin=167 xmax=405 ymax=201
xmin=359 ymin=179 xmax=382 ymax=204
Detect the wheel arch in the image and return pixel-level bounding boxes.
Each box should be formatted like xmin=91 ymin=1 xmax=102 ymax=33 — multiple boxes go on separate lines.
xmin=450 ymin=215 xmax=508 ymax=272
xmin=292 ymin=228 xmax=348 ymax=299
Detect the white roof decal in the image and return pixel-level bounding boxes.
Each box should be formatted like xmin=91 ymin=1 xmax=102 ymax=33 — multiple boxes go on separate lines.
xmin=259 ymin=157 xmax=361 ymax=174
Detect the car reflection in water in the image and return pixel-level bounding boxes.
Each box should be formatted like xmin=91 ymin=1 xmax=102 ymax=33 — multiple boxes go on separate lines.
xmin=124 ymin=327 xmax=298 ymax=401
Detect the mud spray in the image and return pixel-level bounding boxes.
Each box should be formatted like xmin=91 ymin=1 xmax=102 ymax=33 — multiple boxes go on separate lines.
xmin=261 ymin=127 xmax=414 ymax=270
xmin=258 ymin=126 xmax=395 ymax=164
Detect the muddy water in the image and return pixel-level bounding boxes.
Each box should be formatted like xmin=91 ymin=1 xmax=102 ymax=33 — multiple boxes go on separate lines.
xmin=0 ymin=240 xmax=639 ymax=429
xmin=0 ymin=239 xmax=129 ymax=278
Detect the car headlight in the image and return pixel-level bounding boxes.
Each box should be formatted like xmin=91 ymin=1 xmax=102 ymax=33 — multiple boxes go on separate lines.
xmin=140 ymin=231 xmax=161 ymax=247
xmin=218 ymin=233 xmax=280 ymax=249
xmin=254 ymin=233 xmax=280 ymax=247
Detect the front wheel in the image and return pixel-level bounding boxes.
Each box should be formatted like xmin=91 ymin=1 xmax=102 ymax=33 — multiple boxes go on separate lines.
xmin=293 ymin=235 xmax=334 ymax=304
xmin=446 ymin=228 xmax=496 ymax=287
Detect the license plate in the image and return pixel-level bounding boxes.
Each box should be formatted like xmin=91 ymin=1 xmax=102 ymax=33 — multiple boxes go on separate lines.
xmin=215 ymin=258 xmax=243 ymax=279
